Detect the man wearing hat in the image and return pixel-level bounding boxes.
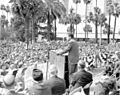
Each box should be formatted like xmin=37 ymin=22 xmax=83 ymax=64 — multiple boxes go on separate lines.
xmin=26 ymin=68 xmax=51 ymax=95
xmin=57 ymin=33 xmax=79 ymax=76
xmin=70 ymin=60 xmax=93 ymax=95
xmin=45 ymin=64 xmax=66 ymax=95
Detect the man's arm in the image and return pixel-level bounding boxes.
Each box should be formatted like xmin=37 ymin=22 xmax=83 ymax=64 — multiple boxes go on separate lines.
xmin=69 ymin=73 xmax=78 ymax=88
xmin=57 ymin=42 xmax=72 ymax=55
xmin=69 ymin=86 xmax=82 ymax=95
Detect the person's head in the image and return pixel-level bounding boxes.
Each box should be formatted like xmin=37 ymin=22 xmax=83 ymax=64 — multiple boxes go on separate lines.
xmin=67 ymin=33 xmax=74 ymax=41
xmin=2 ymin=69 xmax=18 ymax=88
xmin=32 ymin=69 xmax=43 ymax=82
xmin=63 ymin=37 xmax=67 ymax=41
xmin=10 ymin=64 xmax=16 ymax=70
xmin=1 ymin=64 xmax=8 ymax=70
xmin=115 ymin=51 xmax=120 ymax=59
xmin=104 ymin=78 xmax=116 ymax=91
xmin=49 ymin=64 xmax=58 ymax=77
xmin=77 ymin=60 xmax=85 ymax=70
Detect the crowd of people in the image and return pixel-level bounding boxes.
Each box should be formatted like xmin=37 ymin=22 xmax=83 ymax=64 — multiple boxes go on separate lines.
xmin=0 ymin=37 xmax=119 ymax=95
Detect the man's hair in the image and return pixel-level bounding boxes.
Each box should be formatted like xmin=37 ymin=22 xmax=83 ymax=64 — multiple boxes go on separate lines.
xmin=78 ymin=60 xmax=85 ymax=69
xmin=68 ymin=33 xmax=74 ymax=38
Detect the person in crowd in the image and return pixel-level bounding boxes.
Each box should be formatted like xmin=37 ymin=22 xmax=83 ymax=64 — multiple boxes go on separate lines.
xmin=57 ymin=33 xmax=79 ymax=76
xmin=45 ymin=64 xmax=66 ymax=95
xmin=113 ymin=61 xmax=120 ymax=90
xmin=112 ymin=51 xmax=120 ymax=80
xmin=86 ymin=54 xmax=95 ymax=70
xmin=0 ymin=69 xmax=18 ymax=95
xmin=93 ymin=73 xmax=116 ymax=95
xmin=15 ymin=67 xmax=27 ymax=92
xmin=69 ymin=60 xmax=93 ymax=95
xmin=0 ymin=63 xmax=9 ymax=76
xmin=26 ymin=68 xmax=51 ymax=95
xmin=104 ymin=61 xmax=114 ymax=76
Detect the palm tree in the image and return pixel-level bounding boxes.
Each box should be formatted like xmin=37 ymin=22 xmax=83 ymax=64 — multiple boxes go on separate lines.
xmin=89 ymin=7 xmax=101 ymax=44
xmin=73 ymin=0 xmax=81 ymax=38
xmin=10 ymin=0 xmax=48 ymax=47
xmin=5 ymin=5 xmax=10 ymax=32
xmin=95 ymin=0 xmax=98 ymax=43
xmin=0 ymin=15 xmax=6 ymax=39
xmin=83 ymin=0 xmax=91 ymax=41
xmin=1 ymin=15 xmax=6 ymax=28
xmin=29 ymin=0 xmax=46 ymax=43
xmin=44 ymin=0 xmax=66 ymax=41
xmin=59 ymin=8 xmax=81 ymax=35
xmin=99 ymin=13 xmax=107 ymax=45
xmin=10 ymin=0 xmax=34 ymax=48
xmin=106 ymin=0 xmax=113 ymax=44
xmin=10 ymin=17 xmax=14 ymax=33
xmin=83 ymin=24 xmax=92 ymax=36
xmin=112 ymin=2 xmax=120 ymax=42
xmin=0 ymin=4 xmax=6 ymax=14
xmin=5 ymin=5 xmax=10 ymax=21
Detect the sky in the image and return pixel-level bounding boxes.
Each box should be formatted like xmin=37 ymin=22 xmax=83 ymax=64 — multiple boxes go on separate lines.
xmin=0 ymin=0 xmax=9 ymax=5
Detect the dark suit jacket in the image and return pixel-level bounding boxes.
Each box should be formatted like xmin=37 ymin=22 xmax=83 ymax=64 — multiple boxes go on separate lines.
xmin=70 ymin=69 xmax=93 ymax=90
xmin=60 ymin=39 xmax=79 ymax=64
xmin=45 ymin=76 xmax=66 ymax=95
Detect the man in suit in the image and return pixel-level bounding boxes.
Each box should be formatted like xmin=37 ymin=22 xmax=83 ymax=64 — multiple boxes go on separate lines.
xmin=45 ymin=64 xmax=66 ymax=95
xmin=57 ymin=33 xmax=79 ymax=76
xmin=70 ymin=60 xmax=93 ymax=95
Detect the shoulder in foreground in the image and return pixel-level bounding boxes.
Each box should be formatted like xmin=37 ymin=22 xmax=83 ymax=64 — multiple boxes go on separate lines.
xmin=87 ymin=70 xmax=93 ymax=76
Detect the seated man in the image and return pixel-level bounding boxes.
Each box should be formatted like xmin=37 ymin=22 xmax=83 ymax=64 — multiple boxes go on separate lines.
xmin=27 ymin=68 xmax=51 ymax=95
xmin=45 ymin=64 xmax=66 ymax=95
xmin=70 ymin=60 xmax=93 ymax=95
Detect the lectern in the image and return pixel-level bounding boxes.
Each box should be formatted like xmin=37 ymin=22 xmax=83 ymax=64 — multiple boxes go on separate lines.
xmin=49 ymin=50 xmax=69 ymax=88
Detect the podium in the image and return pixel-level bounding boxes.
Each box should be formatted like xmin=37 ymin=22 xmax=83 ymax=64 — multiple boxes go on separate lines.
xmin=49 ymin=50 xmax=69 ymax=88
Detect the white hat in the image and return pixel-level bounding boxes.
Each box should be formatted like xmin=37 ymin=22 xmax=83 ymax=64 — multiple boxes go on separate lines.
xmin=3 ymin=74 xmax=15 ymax=87
xmin=3 ymin=69 xmax=17 ymax=87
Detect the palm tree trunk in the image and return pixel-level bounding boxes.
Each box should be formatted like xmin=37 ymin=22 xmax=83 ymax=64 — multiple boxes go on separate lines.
xmin=32 ymin=18 xmax=35 ymax=43
xmin=85 ymin=4 xmax=88 ymax=42
xmin=54 ymin=18 xmax=57 ymax=40
xmin=7 ymin=12 xmax=8 ymax=32
xmin=95 ymin=0 xmax=98 ymax=44
xmin=95 ymin=20 xmax=98 ymax=43
xmin=76 ymin=3 xmax=78 ymax=38
xmin=25 ymin=18 xmax=29 ymax=49
xmin=99 ymin=25 xmax=102 ymax=46
xmin=113 ymin=15 xmax=117 ymax=43
xmin=47 ymin=12 xmax=51 ymax=41
xmin=0 ymin=19 xmax=1 ymax=39
xmin=108 ymin=13 xmax=111 ymax=44
xmin=30 ymin=20 xmax=32 ymax=44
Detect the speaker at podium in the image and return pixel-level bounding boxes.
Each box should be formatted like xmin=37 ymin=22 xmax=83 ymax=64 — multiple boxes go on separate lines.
xmin=49 ymin=50 xmax=69 ymax=88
